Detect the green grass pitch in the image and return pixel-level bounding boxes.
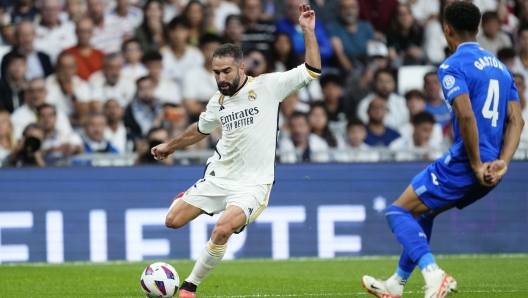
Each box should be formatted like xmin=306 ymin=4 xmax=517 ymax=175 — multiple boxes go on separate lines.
xmin=1 ymin=254 xmax=527 ymax=297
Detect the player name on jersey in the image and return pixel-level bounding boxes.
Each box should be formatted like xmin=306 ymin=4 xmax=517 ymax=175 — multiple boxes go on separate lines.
xmin=473 ymin=56 xmax=504 ymax=71
xmin=220 ymin=107 xmax=260 ymax=132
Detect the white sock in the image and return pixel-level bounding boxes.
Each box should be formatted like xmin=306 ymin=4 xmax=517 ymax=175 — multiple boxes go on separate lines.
xmin=386 ymin=274 xmax=405 ymax=295
xmin=186 ymin=239 xmax=227 ymax=286
xmin=422 ymin=264 xmax=443 ymax=286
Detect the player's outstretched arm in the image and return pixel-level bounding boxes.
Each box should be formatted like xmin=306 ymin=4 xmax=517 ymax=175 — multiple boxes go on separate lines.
xmin=151 ymin=122 xmax=208 ymax=161
xmin=452 ymin=94 xmax=491 ymax=186
xmin=299 ymin=3 xmax=321 ymax=71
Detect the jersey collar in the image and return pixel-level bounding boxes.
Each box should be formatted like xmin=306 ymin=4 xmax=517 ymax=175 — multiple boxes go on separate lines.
xmin=457 ymin=42 xmax=479 ymax=50
xmin=232 ymin=75 xmax=249 ymax=97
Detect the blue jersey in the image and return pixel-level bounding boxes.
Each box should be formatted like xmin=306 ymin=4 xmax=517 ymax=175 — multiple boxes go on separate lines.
xmin=438 ymin=42 xmax=520 ymax=164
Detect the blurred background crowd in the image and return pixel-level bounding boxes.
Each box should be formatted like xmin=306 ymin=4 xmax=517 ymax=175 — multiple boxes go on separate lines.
xmin=0 ymin=0 xmax=527 ymax=167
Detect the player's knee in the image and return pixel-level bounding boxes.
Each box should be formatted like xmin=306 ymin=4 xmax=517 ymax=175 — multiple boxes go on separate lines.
xmin=165 ymin=214 xmax=184 ymax=229
xmin=211 ymin=223 xmax=234 ymax=243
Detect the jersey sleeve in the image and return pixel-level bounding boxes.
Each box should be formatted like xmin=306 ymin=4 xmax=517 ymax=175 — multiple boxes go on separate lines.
xmin=438 ymin=63 xmax=469 ymax=105
xmin=508 ymin=72 xmax=520 ymax=102
xmin=197 ymin=98 xmax=220 ymax=135
xmin=262 ymin=63 xmax=321 ymax=102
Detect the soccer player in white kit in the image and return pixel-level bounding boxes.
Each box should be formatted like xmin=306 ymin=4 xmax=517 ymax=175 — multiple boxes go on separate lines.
xmin=151 ymin=4 xmax=321 ymax=297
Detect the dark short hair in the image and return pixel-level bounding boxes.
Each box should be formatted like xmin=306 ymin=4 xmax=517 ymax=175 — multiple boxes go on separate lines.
xmin=199 ymin=33 xmax=223 ymax=49
xmin=84 ymin=111 xmax=106 ymax=126
xmin=141 ymin=51 xmax=163 ymax=64
xmin=213 ymin=43 xmax=243 ymax=64
xmin=136 ymin=76 xmax=153 ymax=87
xmin=444 ymin=1 xmax=481 ymax=35
xmin=518 ymin=25 xmax=528 ymax=37
xmin=290 ymin=111 xmax=308 ymax=123
xmin=121 ymin=38 xmax=141 ymax=53
xmin=347 ymin=117 xmax=366 ymax=130
xmin=225 ymin=14 xmax=242 ymax=27
xmin=374 ymin=69 xmax=393 ymax=81
xmin=423 ymin=71 xmax=438 ymax=82
xmin=412 ymin=111 xmax=436 ymax=126
xmin=22 ymin=123 xmax=44 ymax=137
xmin=147 ymin=126 xmax=167 ymax=139
xmin=319 ymin=73 xmax=342 ymax=88
xmin=405 ymin=89 xmax=425 ymax=101
xmin=6 ymin=52 xmax=26 ymax=66
xmin=167 ymin=16 xmax=190 ymax=31
xmin=37 ymin=103 xmax=56 ymax=116
xmin=497 ymin=47 xmax=516 ymax=61
xmin=481 ymin=11 xmax=500 ymax=24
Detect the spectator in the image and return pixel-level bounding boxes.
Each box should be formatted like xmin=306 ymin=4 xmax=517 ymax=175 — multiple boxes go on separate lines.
xmin=103 ymin=99 xmax=135 ymax=153
xmin=342 ymin=117 xmax=380 ymax=162
xmin=343 ymin=41 xmax=389 ymax=120
xmin=183 ymin=0 xmax=211 ymax=46
xmin=37 ymin=103 xmax=83 ymax=165
xmin=64 ymin=0 xmax=84 ymax=23
xmin=34 ymin=0 xmax=77 ymax=63
xmin=514 ymin=74 xmax=528 ymax=152
xmin=327 ymin=0 xmax=375 ymax=73
xmin=208 ymin=0 xmax=241 ymax=34
xmin=108 ymin=0 xmax=144 ymax=29
xmin=357 ymin=69 xmax=409 ymax=130
xmin=422 ymin=71 xmax=451 ymax=128
xmin=64 ymin=18 xmax=105 ymax=81
xmin=386 ymin=4 xmax=424 ymax=67
xmin=400 ymin=89 xmax=443 ymax=149
xmin=183 ymin=33 xmax=222 ymax=123
xmin=81 ymin=111 xmax=119 ymax=153
xmin=240 ymin=0 xmax=275 ymax=52
xmin=364 ymin=97 xmax=400 ymax=147
xmin=135 ymin=126 xmax=173 ymax=165
xmin=275 ymin=0 xmax=333 ymax=65
xmin=244 ymin=49 xmax=272 ymax=77
xmin=278 ymin=91 xmax=310 ymax=131
xmin=11 ymin=78 xmax=72 ymax=139
xmin=389 ymin=111 xmax=439 ymax=161
xmin=358 ymin=0 xmax=398 ymax=37
xmin=142 ymin=51 xmax=182 ymax=104
xmin=89 ymin=53 xmax=136 ymax=108
xmin=477 ymin=11 xmax=512 ymax=56
xmin=0 ymin=111 xmax=15 ymax=164
xmin=497 ymin=47 xmax=515 ymax=70
xmin=1 ymin=21 xmax=54 ymax=80
xmin=135 ymin=0 xmax=168 ymax=53
xmin=405 ymin=0 xmax=439 ymax=26
xmin=222 ymin=14 xmax=244 ymax=50
xmin=423 ymin=0 xmax=453 ymax=65
xmin=270 ymin=32 xmax=299 ymax=72
xmin=308 ymin=0 xmax=339 ymax=25
xmin=513 ymin=26 xmax=528 ymax=97
xmin=161 ymin=16 xmax=204 ymax=86
xmin=2 ymin=123 xmax=45 ymax=167
xmin=0 ymin=52 xmax=26 ymax=113
xmin=10 ymin=0 xmax=39 ymax=23
xmin=278 ymin=111 xmax=330 ymax=163
xmin=162 ymin=103 xmax=188 ymax=139
xmin=87 ymin=0 xmax=134 ymax=54
xmin=319 ymin=73 xmax=346 ymax=124
xmin=45 ymin=52 xmax=94 ymax=126
xmin=309 ymin=103 xmax=346 ymax=154
xmin=124 ymin=76 xmax=162 ymax=137
xmin=121 ymin=38 xmax=149 ymax=82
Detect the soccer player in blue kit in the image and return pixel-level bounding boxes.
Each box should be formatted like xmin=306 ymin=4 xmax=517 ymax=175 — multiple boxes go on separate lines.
xmin=362 ymin=2 xmax=525 ymax=298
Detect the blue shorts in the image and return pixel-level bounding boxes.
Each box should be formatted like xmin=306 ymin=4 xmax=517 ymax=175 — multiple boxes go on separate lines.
xmin=411 ymin=154 xmax=496 ymax=211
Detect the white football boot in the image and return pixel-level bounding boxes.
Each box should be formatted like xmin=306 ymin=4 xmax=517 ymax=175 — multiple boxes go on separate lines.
xmin=362 ymin=274 xmax=405 ymax=298
xmin=422 ymin=267 xmax=457 ymax=298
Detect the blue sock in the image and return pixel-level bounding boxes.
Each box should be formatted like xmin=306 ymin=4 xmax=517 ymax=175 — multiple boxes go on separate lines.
xmin=397 ymin=213 xmax=436 ymax=276
xmin=386 ymin=205 xmax=432 ymax=266
xmin=418 ymin=252 xmax=436 ymax=270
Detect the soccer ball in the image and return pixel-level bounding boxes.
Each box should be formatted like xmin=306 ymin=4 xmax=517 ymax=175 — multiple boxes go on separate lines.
xmin=140 ymin=262 xmax=180 ymax=298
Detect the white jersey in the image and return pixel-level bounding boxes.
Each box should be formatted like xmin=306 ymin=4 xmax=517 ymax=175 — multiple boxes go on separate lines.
xmin=198 ymin=63 xmax=319 ymax=185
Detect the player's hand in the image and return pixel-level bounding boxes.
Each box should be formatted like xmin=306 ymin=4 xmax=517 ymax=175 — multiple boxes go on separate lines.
xmin=151 ymin=143 xmax=173 ymax=161
xmin=298 ymin=3 xmax=315 ymax=32
xmin=484 ymin=159 xmax=507 ymax=186
xmin=475 ymin=162 xmax=496 ymax=187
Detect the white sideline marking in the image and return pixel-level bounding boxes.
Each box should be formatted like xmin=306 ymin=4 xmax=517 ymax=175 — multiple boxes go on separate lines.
xmin=201 ymin=290 xmax=522 ymax=298
xmin=1 ymin=253 xmax=526 ymax=267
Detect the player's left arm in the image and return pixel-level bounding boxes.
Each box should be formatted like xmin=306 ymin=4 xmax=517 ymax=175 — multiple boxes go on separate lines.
xmin=498 ymin=100 xmax=525 ymax=165
xmin=299 ymin=3 xmax=321 ymax=73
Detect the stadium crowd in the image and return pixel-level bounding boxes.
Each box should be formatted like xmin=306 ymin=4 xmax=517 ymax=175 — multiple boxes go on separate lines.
xmin=0 ymin=0 xmax=527 ymax=167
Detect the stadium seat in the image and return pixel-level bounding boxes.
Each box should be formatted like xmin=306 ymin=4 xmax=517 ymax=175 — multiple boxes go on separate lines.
xmin=397 ymin=65 xmax=437 ymax=95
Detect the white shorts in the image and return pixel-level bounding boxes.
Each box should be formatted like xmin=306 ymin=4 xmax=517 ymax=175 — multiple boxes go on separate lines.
xmin=181 ymin=178 xmax=271 ymax=232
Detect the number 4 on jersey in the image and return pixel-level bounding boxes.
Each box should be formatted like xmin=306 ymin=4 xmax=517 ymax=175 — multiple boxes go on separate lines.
xmin=482 ymin=79 xmax=499 ymax=127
